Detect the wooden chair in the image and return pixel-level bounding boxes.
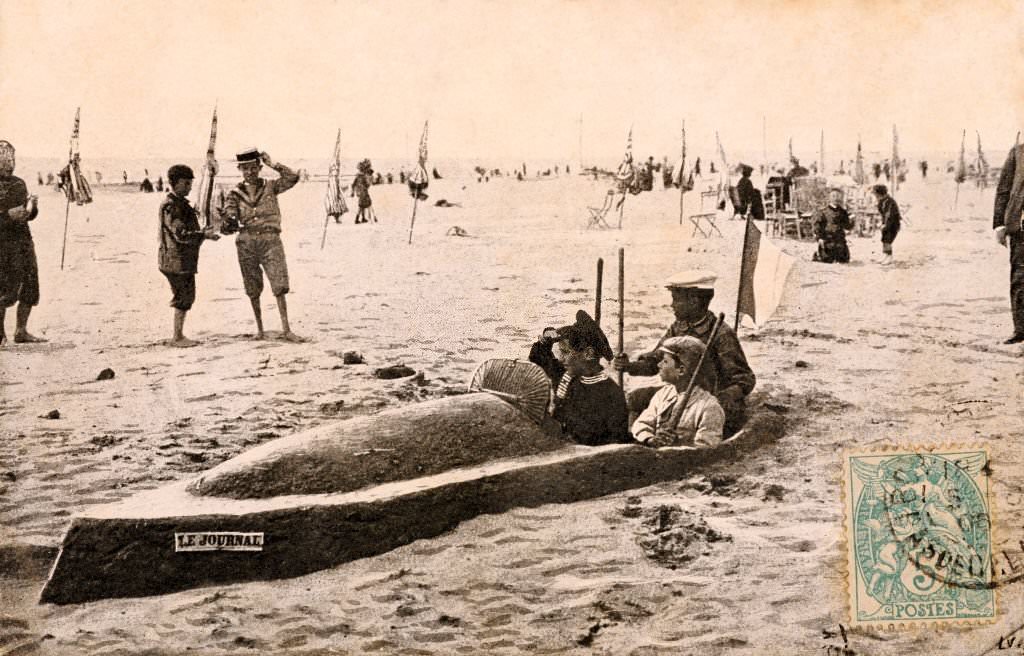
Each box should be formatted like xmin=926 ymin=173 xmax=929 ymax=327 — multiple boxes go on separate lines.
xmin=763 ymin=187 xmax=781 ymax=237
xmin=688 ymin=188 xmax=723 ymax=238
xmin=586 ymin=189 xmax=615 ymax=229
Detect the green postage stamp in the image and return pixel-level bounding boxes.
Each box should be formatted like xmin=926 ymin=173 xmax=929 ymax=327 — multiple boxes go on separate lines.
xmin=843 ymin=447 xmax=995 ymax=627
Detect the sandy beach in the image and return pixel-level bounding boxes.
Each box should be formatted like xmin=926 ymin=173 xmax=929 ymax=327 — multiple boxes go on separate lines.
xmin=0 ymin=169 xmax=1021 ymax=655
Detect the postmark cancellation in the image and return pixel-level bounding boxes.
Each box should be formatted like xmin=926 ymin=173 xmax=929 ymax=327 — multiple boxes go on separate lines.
xmin=842 ymin=447 xmax=995 ymax=627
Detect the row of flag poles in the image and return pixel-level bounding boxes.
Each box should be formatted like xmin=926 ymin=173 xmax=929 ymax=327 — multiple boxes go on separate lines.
xmin=52 ymin=111 xmax=1009 ymax=331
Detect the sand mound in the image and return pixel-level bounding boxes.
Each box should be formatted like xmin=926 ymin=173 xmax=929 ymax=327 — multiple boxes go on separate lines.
xmin=633 ymin=503 xmax=731 ymax=567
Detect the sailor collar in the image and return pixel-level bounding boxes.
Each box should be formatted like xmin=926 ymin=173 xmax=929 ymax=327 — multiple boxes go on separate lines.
xmin=234 ymin=178 xmax=267 ymax=206
xmin=674 ymin=313 xmax=713 ymax=336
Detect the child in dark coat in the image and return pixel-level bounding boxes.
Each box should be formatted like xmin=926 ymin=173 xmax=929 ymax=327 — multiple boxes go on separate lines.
xmin=528 ymin=310 xmax=630 ymax=446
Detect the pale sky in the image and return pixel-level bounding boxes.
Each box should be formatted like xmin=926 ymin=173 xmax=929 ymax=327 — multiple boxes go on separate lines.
xmin=1 ymin=0 xmax=1022 ymax=163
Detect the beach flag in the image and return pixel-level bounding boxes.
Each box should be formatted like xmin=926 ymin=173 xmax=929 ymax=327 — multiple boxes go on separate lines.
xmin=324 ymin=129 xmax=348 ymax=218
xmin=614 ymin=127 xmax=636 ymax=226
xmin=195 ymin=106 xmax=218 ymax=228
xmin=715 ymin=131 xmax=729 ymax=171
xmin=407 ymin=121 xmax=429 ymax=244
xmin=409 ymin=121 xmax=429 ymax=190
xmin=615 ymin=127 xmax=635 ymax=184
xmin=735 ymin=217 xmax=794 ymax=329
xmin=66 ymin=108 xmax=92 ymax=206
xmin=854 ymin=139 xmax=866 ymax=185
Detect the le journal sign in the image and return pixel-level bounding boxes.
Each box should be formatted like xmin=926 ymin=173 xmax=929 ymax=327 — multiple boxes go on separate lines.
xmin=175 ymin=532 xmax=265 ymax=552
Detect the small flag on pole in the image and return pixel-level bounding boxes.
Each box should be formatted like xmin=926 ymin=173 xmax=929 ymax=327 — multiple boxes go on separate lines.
xmin=735 ymin=218 xmax=794 ymax=328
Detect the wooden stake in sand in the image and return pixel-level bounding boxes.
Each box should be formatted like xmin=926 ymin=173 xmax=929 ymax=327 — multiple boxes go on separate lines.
xmin=617 ymin=247 xmax=625 ymax=389
xmin=594 ymin=257 xmax=604 ymax=326
xmin=407 ymin=121 xmax=429 ymax=245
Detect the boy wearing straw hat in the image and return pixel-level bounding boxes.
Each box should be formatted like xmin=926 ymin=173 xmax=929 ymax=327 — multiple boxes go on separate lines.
xmin=222 ymin=148 xmax=302 ymax=341
xmin=631 ymin=336 xmax=724 ymax=448
xmin=0 ymin=140 xmax=43 ymax=346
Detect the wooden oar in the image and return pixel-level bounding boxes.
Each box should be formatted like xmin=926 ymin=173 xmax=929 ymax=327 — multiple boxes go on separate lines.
xmin=678 ymin=312 xmax=725 ymax=413
xmin=594 ymin=258 xmax=604 ymax=326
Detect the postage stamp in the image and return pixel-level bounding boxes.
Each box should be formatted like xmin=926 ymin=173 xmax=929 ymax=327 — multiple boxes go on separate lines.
xmin=843 ymin=447 xmax=995 ymax=627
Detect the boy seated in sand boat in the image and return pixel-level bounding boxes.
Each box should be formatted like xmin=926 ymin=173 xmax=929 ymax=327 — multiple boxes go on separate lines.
xmin=631 ymin=336 xmax=725 ymax=449
xmin=528 ymin=310 xmax=631 ymax=446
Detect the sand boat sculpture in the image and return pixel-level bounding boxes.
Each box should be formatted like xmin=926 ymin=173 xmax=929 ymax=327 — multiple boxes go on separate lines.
xmin=41 ymin=359 xmax=785 ymax=604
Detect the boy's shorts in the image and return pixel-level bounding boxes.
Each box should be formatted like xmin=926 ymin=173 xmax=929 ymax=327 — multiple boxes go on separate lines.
xmin=162 ymin=271 xmax=196 ymax=311
xmin=235 ymin=231 xmax=290 ymax=299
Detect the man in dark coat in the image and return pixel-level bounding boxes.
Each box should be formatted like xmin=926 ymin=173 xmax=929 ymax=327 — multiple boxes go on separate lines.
xmin=993 ymin=142 xmax=1024 ymax=343
xmin=735 ymin=164 xmax=764 ymax=220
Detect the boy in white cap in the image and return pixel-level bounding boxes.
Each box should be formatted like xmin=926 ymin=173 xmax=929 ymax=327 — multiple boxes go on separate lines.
xmin=221 ymin=148 xmax=302 ymax=341
xmin=0 ymin=140 xmax=43 ymax=346
xmin=613 ymin=270 xmax=755 ymax=434
xmin=631 ymin=336 xmax=725 ymax=447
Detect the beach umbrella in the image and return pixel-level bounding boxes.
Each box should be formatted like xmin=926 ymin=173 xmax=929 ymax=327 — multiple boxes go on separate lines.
xmin=321 ymin=129 xmax=349 ymax=249
xmin=194 ymin=106 xmax=218 ymax=229
xmin=407 ymin=121 xmax=429 ymax=244
xmin=60 ymin=107 xmax=92 ymax=270
xmin=854 ymin=138 xmax=866 ymax=185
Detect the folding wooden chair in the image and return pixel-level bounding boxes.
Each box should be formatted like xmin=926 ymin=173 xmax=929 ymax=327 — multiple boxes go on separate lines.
xmin=689 ymin=188 xmax=723 ymax=238
xmin=586 ymin=189 xmax=615 ymax=229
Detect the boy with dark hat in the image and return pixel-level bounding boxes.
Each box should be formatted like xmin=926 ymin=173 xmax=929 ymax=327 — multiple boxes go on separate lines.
xmin=613 ymin=270 xmax=755 ymax=434
xmin=221 ymin=148 xmax=302 ymax=341
xmin=631 ymin=336 xmax=725 ymax=448
xmin=158 ymin=164 xmax=220 ymax=347
xmin=0 ymin=140 xmax=42 ymax=346
xmin=529 ymin=310 xmax=630 ymax=446
xmin=872 ymin=184 xmax=901 ymax=266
